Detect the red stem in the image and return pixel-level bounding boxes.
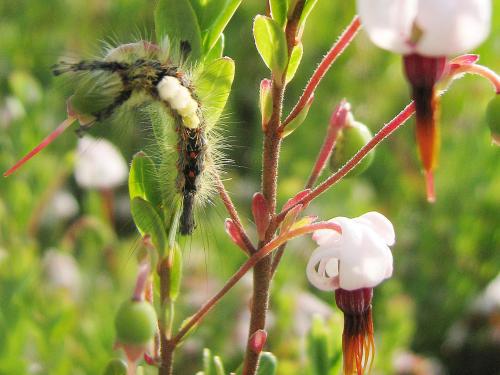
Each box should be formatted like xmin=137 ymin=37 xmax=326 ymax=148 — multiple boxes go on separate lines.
xmin=171 ymin=221 xmax=340 ymax=345
xmin=3 ymin=116 xmax=76 ymax=177
xmin=216 ymin=175 xmax=255 ymax=254
xmin=281 ymin=16 xmax=361 ymax=128
xmin=276 ymin=102 xmax=416 ymax=224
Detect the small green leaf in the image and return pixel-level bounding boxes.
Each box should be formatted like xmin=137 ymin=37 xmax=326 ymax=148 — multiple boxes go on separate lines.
xmin=253 ymin=15 xmax=288 ymax=75
xmin=285 ymin=42 xmax=303 ymax=84
xmin=282 ymin=95 xmax=314 ymax=138
xmin=130 ymin=197 xmax=167 ymax=256
xmin=307 ymin=315 xmax=330 ymax=375
xmin=203 ymin=348 xmax=213 ymax=375
xmin=195 ymin=57 xmax=235 ymax=126
xmin=204 ymin=34 xmax=225 ymax=62
xmin=256 ymin=352 xmax=277 ymax=375
xmin=203 ymin=0 xmax=242 ymax=53
xmin=169 ymin=244 xmax=182 ymax=301
xmin=129 ymin=152 xmax=162 ymax=211
xmin=213 ymin=356 xmax=225 ymax=375
xmin=270 ymin=0 xmax=288 ymax=27
xmin=155 ymin=0 xmax=202 ymax=60
xmin=297 ymin=0 xmax=318 ymax=33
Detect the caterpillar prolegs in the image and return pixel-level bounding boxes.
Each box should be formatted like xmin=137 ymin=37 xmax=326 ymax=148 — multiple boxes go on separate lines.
xmin=4 ymin=40 xmax=235 ymax=236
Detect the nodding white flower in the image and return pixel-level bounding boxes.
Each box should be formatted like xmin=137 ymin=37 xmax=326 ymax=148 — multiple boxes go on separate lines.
xmin=307 ymin=211 xmax=395 ymax=292
xmin=307 ymin=212 xmax=395 ymax=375
xmin=75 ymin=136 xmax=128 ymax=190
xmin=356 ymin=0 xmax=491 ymax=203
xmin=356 ymin=0 xmax=491 ymax=56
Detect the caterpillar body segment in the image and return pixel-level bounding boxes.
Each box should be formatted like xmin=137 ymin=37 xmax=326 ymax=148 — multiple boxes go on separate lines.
xmin=6 ymin=40 xmax=234 ymax=237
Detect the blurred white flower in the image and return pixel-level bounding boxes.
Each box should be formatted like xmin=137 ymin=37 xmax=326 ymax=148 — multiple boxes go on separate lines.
xmin=306 ymin=212 xmax=395 ymax=291
xmin=74 ymin=136 xmax=128 ymax=190
xmin=46 ymin=189 xmax=79 ymax=222
xmin=356 ymin=0 xmax=491 ymax=56
xmin=42 ymin=249 xmax=81 ymax=299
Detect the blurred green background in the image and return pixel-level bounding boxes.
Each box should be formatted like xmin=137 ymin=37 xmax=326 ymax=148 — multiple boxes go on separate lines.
xmin=0 ymin=1 xmax=498 ymax=374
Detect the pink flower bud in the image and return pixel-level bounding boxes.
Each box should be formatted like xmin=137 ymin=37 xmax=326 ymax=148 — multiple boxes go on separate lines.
xmin=249 ymin=329 xmax=267 ymax=354
xmin=252 ymin=192 xmax=270 ymax=241
xmin=224 ymin=219 xmax=247 ymax=251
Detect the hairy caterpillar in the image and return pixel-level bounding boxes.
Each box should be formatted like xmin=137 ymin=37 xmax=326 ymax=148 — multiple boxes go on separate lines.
xmin=5 ymin=40 xmax=234 ymax=236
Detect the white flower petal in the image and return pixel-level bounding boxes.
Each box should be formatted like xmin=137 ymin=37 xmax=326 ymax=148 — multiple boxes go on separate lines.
xmin=356 ymin=0 xmax=417 ymax=54
xmin=415 ymin=0 xmax=491 ymax=56
xmin=306 ymin=213 xmax=395 ymax=292
xmin=75 ymin=136 xmax=128 ymax=189
xmin=306 ymin=247 xmax=340 ymax=291
xmin=312 ymin=219 xmax=343 ymax=247
xmin=355 ymin=211 xmax=395 ymax=246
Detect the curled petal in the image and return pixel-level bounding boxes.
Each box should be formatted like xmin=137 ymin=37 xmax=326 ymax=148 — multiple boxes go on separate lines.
xmin=355 ymin=211 xmax=395 ymax=246
xmin=312 ymin=218 xmax=344 ymax=246
xmin=415 ymin=0 xmax=491 ymax=56
xmin=356 ymin=0 xmax=417 ymax=54
xmin=306 ymin=247 xmax=340 ymax=291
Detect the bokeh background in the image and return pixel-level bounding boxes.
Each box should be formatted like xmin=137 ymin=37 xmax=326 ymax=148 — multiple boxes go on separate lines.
xmin=0 ymin=1 xmax=499 ymax=374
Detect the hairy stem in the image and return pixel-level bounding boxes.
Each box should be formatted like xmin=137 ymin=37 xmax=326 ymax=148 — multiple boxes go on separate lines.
xmin=216 ymin=175 xmax=255 ymax=254
xmin=158 ymin=258 xmax=174 ymax=375
xmin=172 ymin=222 xmax=341 ymax=345
xmin=276 ymin=102 xmax=416 ymax=224
xmin=281 ymin=16 xmax=361 ymax=128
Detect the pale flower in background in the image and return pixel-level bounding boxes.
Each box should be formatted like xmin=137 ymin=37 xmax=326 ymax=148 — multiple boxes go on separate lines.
xmin=356 ymin=0 xmax=491 ymax=56
xmin=74 ymin=135 xmax=128 ymax=190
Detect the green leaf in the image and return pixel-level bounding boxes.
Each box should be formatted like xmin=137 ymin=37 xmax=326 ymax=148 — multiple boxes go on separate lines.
xmin=203 ymin=348 xmax=213 ymax=375
xmin=213 ymin=356 xmax=225 ymax=375
xmin=204 ymin=34 xmax=225 ymax=62
xmin=195 ymin=57 xmax=235 ymax=126
xmin=270 ymin=0 xmax=288 ymax=27
xmin=203 ymin=0 xmax=242 ymax=53
xmin=285 ymin=42 xmax=303 ymax=84
xmin=257 ymin=352 xmax=277 ymax=375
xmin=129 ymin=152 xmax=162 ymax=211
xmin=253 ymin=15 xmax=288 ymax=75
xmin=169 ymin=244 xmax=182 ymax=301
xmin=298 ymin=0 xmax=318 ymax=33
xmin=307 ymin=316 xmax=329 ymax=375
xmin=190 ymin=0 xmax=241 ymax=55
xmin=282 ymin=95 xmax=314 ymax=138
xmin=155 ymin=0 xmax=202 ymax=60
xmin=130 ymin=198 xmax=167 ymax=256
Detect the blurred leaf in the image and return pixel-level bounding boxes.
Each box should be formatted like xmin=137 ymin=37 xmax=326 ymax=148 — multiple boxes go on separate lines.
xmin=155 ymin=0 xmax=202 ymax=60
xmin=253 ymin=15 xmax=288 ymax=75
xmin=129 ymin=152 xmax=162 ymax=212
xmin=270 ymin=0 xmax=288 ymax=27
xmin=130 ymin=197 xmax=167 ymax=256
xmin=257 ymin=352 xmax=277 ymax=375
xmin=285 ymin=42 xmax=303 ymax=84
xmin=169 ymin=244 xmax=182 ymax=301
xmin=205 ymin=34 xmax=225 ymax=62
xmin=203 ymin=348 xmax=213 ymax=375
xmin=8 ymin=71 xmax=42 ymax=104
xmin=213 ymin=356 xmax=225 ymax=375
xmin=307 ymin=316 xmax=330 ymax=375
xmin=195 ymin=57 xmax=235 ymax=125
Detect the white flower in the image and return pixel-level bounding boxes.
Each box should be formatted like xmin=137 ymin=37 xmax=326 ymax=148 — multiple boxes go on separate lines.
xmin=75 ymin=135 xmax=128 ymax=189
xmin=306 ymin=212 xmax=395 ymax=291
xmin=356 ymin=0 xmax=491 ymax=56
